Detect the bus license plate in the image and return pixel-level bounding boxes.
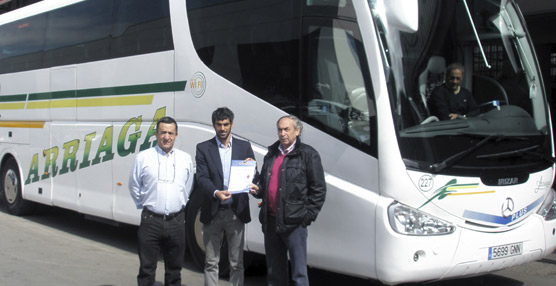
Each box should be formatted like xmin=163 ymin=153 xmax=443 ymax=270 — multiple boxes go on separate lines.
xmin=488 ymin=242 xmax=523 ymax=260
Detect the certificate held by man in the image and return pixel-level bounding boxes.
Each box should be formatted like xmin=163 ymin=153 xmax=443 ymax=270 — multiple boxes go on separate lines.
xmin=228 ymin=160 xmax=257 ymax=194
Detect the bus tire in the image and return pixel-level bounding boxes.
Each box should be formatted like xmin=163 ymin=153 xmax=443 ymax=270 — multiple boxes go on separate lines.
xmin=0 ymin=157 xmax=35 ymax=216
xmin=186 ymin=188 xmax=230 ymax=276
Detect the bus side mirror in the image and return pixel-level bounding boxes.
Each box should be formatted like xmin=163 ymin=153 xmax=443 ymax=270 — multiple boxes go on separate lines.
xmin=384 ymin=0 xmax=418 ymax=33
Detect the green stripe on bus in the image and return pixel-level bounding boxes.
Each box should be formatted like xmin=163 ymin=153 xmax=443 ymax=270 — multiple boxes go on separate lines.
xmin=0 ymin=94 xmax=27 ymax=102
xmin=27 ymin=81 xmax=187 ymax=101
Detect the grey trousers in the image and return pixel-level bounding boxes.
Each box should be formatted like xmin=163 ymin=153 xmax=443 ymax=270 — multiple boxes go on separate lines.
xmin=203 ymin=208 xmax=245 ymax=286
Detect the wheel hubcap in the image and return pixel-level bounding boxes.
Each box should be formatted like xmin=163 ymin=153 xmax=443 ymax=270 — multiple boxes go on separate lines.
xmin=194 ymin=210 xmax=206 ymax=252
xmin=4 ymin=169 xmax=18 ymax=204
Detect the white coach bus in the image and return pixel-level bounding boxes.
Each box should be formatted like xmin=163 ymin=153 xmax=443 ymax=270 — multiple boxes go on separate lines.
xmin=0 ymin=0 xmax=555 ymax=284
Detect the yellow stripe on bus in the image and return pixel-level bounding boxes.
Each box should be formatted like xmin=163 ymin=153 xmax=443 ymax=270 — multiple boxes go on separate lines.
xmin=0 ymin=121 xmax=45 ymax=128
xmin=0 ymin=103 xmax=26 ymax=110
xmin=25 ymin=95 xmax=154 ymax=109
xmin=446 ymin=190 xmax=496 ymax=196
xmin=446 ymin=185 xmax=478 ymax=191
xmin=77 ymin=95 xmax=154 ymax=107
xmin=26 ymin=101 xmax=50 ymax=109
xmin=51 ymin=99 xmax=76 ymax=108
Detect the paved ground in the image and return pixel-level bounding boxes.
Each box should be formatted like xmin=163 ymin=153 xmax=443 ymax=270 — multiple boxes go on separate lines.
xmin=1 ymin=204 xmax=555 ymax=286
xmin=0 ymin=206 xmax=266 ymax=286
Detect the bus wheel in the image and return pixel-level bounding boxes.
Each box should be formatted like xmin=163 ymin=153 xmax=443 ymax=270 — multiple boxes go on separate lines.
xmin=186 ymin=189 xmax=230 ymax=276
xmin=0 ymin=157 xmax=34 ymax=215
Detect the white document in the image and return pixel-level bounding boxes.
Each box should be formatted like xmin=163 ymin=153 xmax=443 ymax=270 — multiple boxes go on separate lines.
xmin=228 ymin=160 xmax=256 ymax=194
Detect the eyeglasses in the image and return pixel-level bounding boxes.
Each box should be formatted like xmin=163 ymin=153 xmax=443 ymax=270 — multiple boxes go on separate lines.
xmin=158 ymin=152 xmax=176 ymax=183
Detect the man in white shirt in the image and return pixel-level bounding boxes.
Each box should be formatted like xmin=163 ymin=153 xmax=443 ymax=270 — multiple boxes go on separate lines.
xmin=129 ymin=116 xmax=193 ymax=286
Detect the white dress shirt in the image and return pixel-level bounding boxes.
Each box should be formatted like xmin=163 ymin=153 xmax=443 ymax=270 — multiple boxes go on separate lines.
xmin=129 ymin=145 xmax=193 ymax=215
xmin=217 ymin=136 xmax=233 ymax=190
xmin=213 ymin=137 xmax=234 ymax=204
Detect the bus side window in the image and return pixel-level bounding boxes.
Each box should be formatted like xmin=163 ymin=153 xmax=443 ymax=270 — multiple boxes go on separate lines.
xmin=302 ymin=18 xmax=376 ymax=155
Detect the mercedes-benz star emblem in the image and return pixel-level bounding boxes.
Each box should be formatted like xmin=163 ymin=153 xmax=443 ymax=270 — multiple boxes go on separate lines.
xmin=501 ymin=197 xmax=514 ymax=218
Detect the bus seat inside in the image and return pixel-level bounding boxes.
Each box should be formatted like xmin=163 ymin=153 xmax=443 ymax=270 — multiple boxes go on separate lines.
xmin=418 ymin=55 xmax=446 ymax=114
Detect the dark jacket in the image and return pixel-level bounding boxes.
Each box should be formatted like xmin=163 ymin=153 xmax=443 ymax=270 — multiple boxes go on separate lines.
xmin=195 ymin=137 xmax=255 ymax=224
xmin=256 ymin=139 xmax=326 ymax=233
xmin=428 ymin=84 xmax=479 ymax=120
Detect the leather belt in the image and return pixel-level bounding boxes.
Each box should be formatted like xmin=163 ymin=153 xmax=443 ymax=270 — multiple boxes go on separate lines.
xmin=143 ymin=207 xmax=183 ymax=220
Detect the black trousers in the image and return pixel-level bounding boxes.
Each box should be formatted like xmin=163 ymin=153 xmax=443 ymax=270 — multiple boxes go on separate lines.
xmin=137 ymin=208 xmax=185 ymax=286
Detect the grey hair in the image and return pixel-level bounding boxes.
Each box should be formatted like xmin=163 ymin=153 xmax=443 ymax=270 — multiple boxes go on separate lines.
xmin=277 ymin=114 xmax=303 ymax=133
xmin=446 ymin=62 xmax=464 ymax=75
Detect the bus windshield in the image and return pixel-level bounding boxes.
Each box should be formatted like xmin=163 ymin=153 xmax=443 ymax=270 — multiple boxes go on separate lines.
xmin=371 ymin=0 xmax=553 ymax=176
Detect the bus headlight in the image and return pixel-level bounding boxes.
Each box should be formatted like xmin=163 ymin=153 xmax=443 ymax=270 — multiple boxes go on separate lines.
xmin=537 ymin=189 xmax=556 ymax=221
xmin=388 ymin=202 xmax=455 ymax=235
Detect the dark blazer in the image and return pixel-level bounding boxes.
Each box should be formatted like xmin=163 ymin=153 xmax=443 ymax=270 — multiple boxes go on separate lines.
xmin=195 ymin=136 xmax=256 ymax=224
xmin=255 ymin=139 xmax=326 ymax=233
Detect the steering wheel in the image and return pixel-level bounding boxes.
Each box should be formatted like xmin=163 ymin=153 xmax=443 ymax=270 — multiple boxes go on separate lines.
xmin=464 ymin=100 xmax=508 ymax=116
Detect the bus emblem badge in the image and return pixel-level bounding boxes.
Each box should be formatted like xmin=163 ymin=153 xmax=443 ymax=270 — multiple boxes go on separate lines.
xmin=501 ymin=198 xmax=515 ymax=218
xmin=190 ymin=72 xmax=207 ymax=98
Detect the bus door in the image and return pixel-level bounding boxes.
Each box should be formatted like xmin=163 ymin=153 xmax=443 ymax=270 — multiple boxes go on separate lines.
xmin=50 ymin=67 xmax=78 ymax=210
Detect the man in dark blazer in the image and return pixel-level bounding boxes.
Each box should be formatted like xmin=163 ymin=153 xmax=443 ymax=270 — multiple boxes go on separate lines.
xmin=195 ymin=107 xmax=257 ymax=286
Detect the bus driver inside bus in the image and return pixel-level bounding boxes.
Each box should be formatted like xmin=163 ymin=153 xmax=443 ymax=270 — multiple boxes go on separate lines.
xmin=427 ymin=62 xmax=479 ymax=120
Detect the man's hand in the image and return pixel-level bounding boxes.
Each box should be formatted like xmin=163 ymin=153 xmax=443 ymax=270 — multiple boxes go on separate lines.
xmin=249 ymin=183 xmax=259 ymax=195
xmin=215 ymin=190 xmax=232 ymax=201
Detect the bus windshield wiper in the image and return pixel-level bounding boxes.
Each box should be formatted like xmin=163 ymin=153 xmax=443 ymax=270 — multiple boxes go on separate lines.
xmin=462 ymin=0 xmax=491 ymax=69
xmin=429 ymin=134 xmax=504 ymax=173
xmin=477 ymin=145 xmax=556 ymax=164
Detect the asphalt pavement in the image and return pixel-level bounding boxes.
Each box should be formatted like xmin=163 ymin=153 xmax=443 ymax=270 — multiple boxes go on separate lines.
xmin=1 ymin=204 xmax=555 ymax=286
xmin=0 ymin=206 xmax=266 ymax=286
